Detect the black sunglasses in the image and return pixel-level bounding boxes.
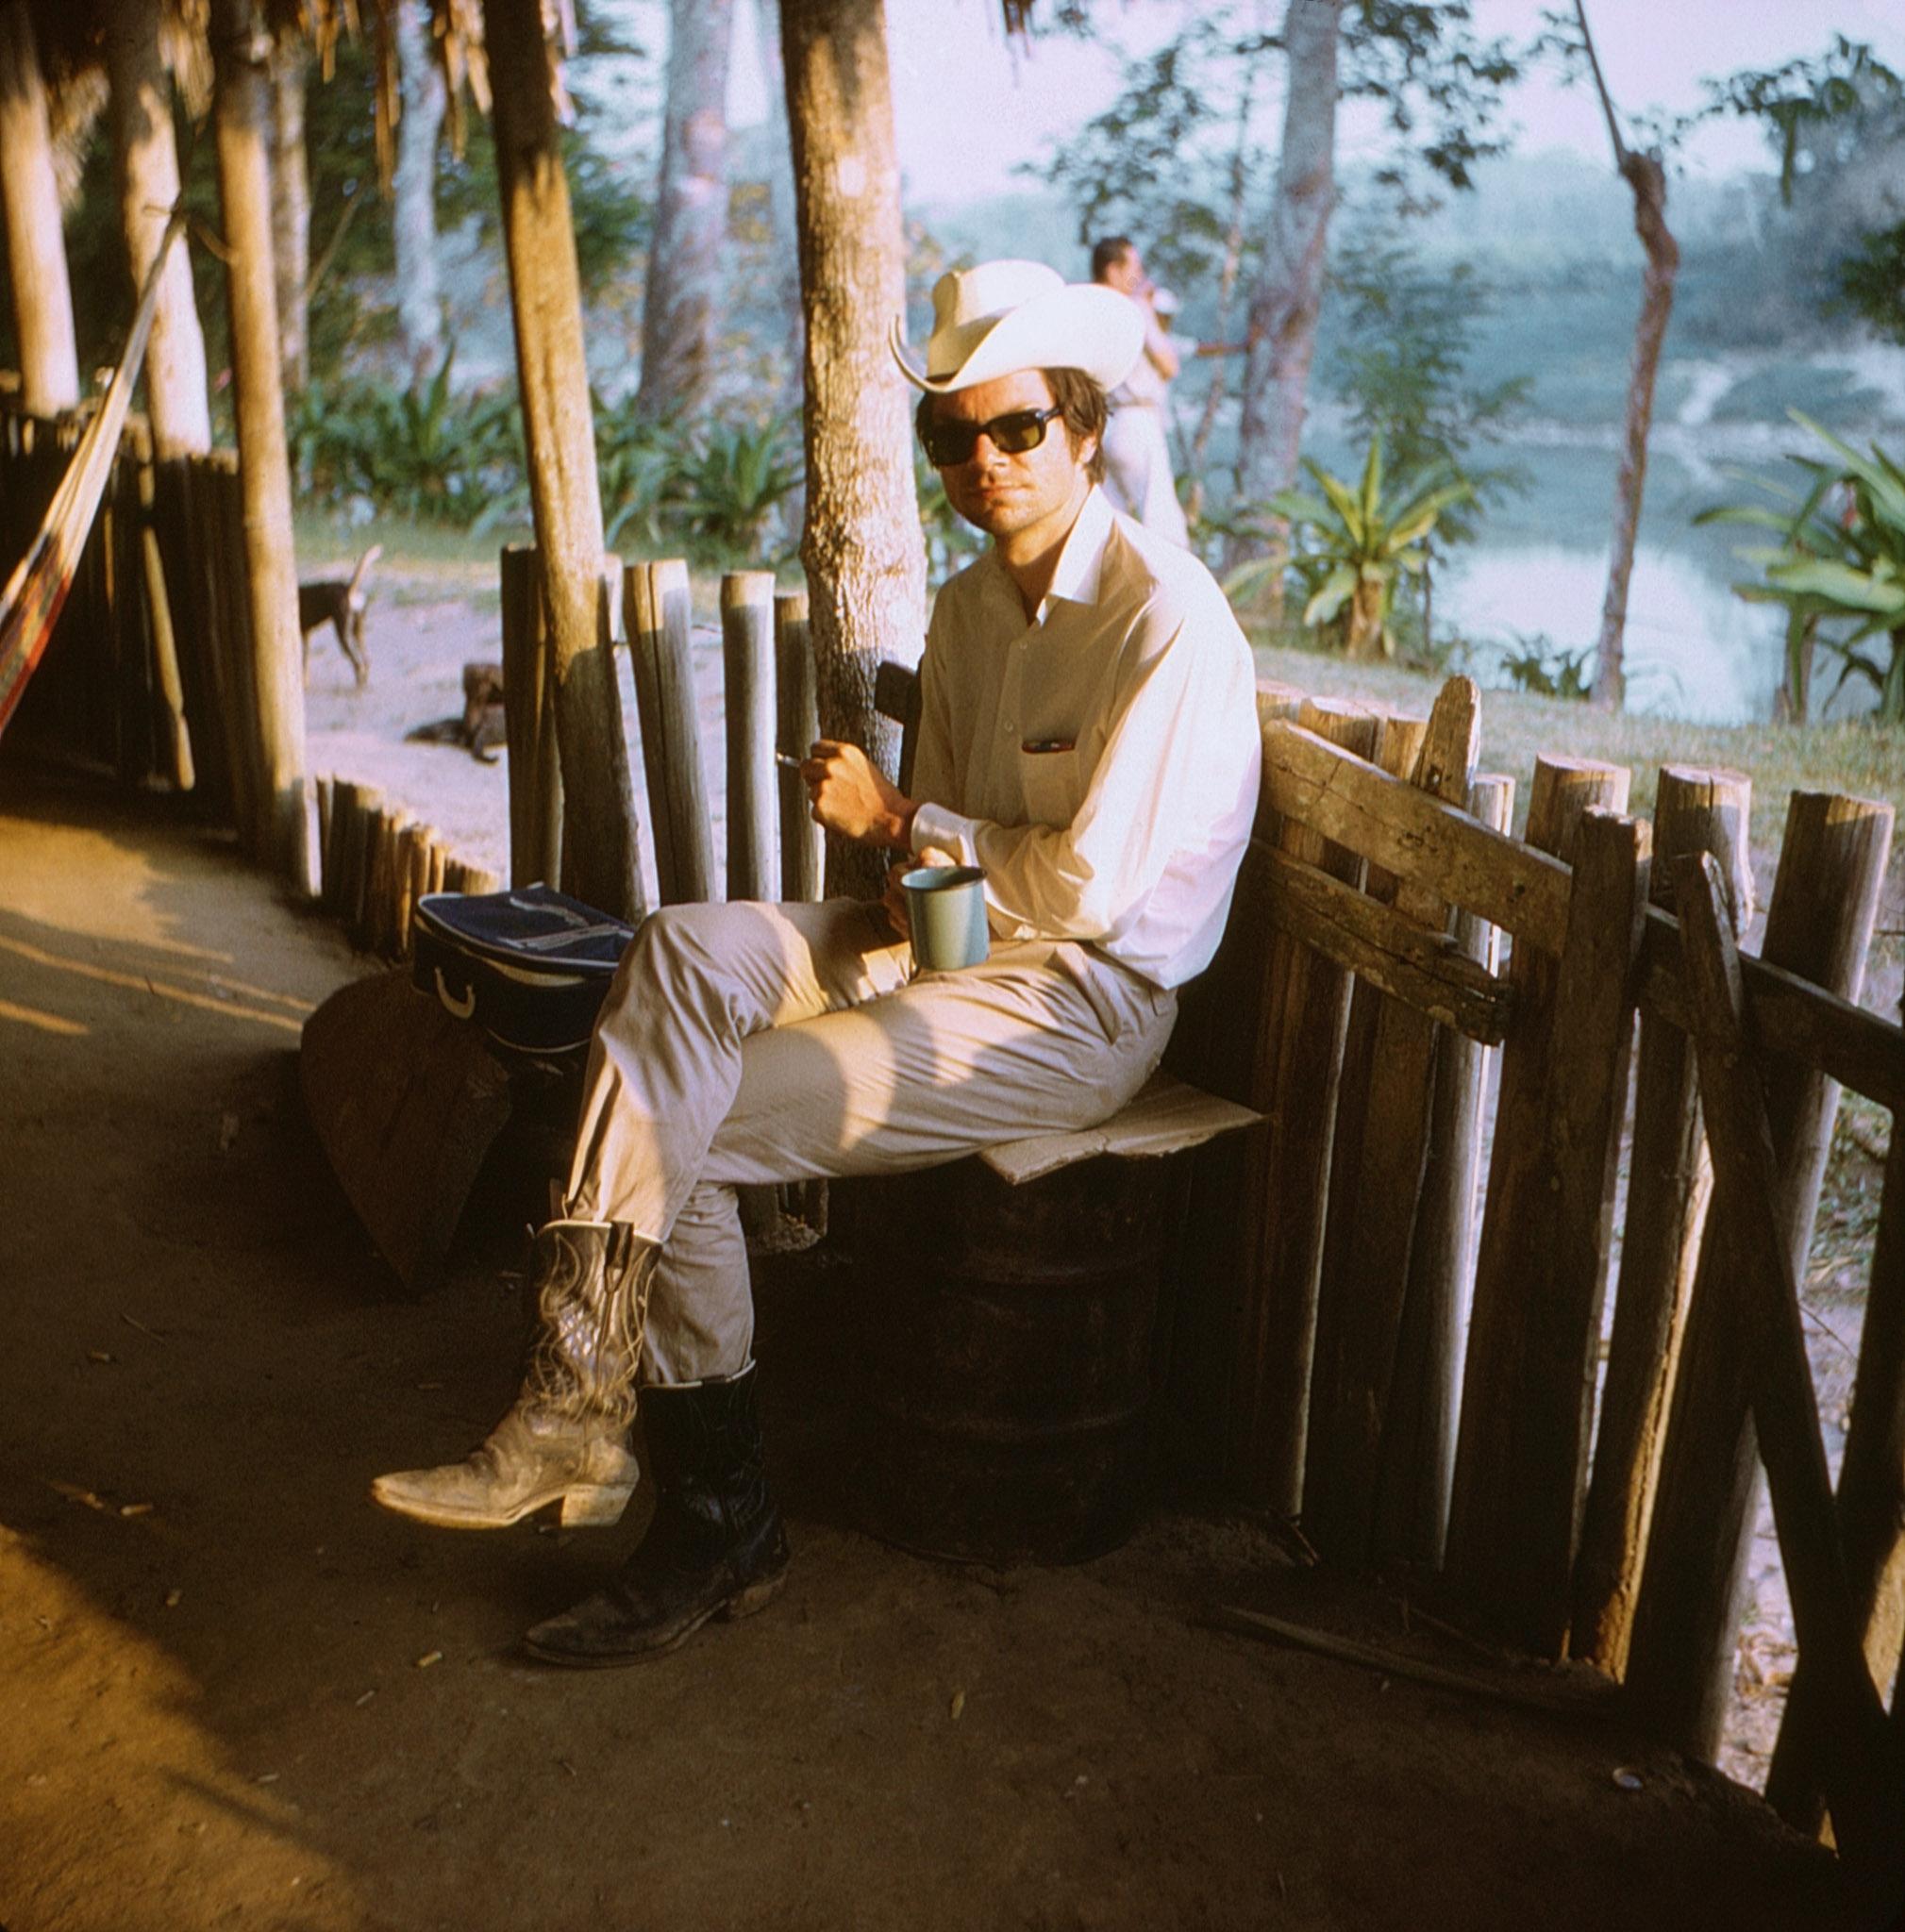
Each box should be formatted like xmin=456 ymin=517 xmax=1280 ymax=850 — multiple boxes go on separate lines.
xmin=920 ymin=404 xmax=1062 ymax=469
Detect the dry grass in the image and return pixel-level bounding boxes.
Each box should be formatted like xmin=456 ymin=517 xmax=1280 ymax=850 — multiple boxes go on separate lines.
xmin=1251 ymin=640 xmax=1905 ymax=853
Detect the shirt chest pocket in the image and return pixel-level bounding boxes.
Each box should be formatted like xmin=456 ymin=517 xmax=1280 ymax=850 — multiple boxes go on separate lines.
xmin=1016 ymin=743 xmax=1083 ymax=828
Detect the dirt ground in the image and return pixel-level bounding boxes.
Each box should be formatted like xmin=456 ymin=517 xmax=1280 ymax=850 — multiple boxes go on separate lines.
xmin=0 ymin=751 xmax=1894 ymax=1930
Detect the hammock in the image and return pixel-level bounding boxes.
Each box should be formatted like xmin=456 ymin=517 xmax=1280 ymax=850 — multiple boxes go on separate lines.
xmin=0 ymin=211 xmax=186 ymax=742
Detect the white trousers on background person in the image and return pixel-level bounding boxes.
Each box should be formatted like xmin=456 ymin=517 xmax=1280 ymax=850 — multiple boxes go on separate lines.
xmin=562 ymin=897 xmax=1178 ymax=1385
xmin=1100 ymin=404 xmax=1189 ymax=547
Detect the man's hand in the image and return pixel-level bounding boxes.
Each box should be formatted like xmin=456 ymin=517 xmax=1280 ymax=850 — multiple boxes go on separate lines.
xmin=801 ymin=741 xmax=917 ymax=849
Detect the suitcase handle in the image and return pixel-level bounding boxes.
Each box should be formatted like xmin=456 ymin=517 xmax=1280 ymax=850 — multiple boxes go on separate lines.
xmin=433 ymin=967 xmax=476 ymax=1022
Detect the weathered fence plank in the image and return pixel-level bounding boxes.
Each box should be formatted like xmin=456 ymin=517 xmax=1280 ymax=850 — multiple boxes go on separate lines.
xmin=1572 ymin=767 xmax=1753 ymax=1674
xmin=1764 ymin=1083 xmax=1905 ymax=1828
xmin=1227 ymin=699 xmax=1379 ymax=1510
xmin=1267 ymin=721 xmax=1905 ymax=1112
xmin=626 ymin=558 xmax=714 ymax=906
xmin=1374 ymin=768 xmax=1514 ymax=1567
xmin=1445 ymin=758 xmax=1634 ymax=1650
xmin=500 ymin=542 xmax=562 ymax=890
xmin=775 ymin=588 xmax=823 ymax=904
xmin=1627 ymin=791 xmax=1893 ymax=1758
xmin=722 ymin=572 xmax=777 ymax=904
xmin=1306 ymin=688 xmax=1478 ymax=1568
xmin=1673 ymin=853 xmax=1904 ymax=1876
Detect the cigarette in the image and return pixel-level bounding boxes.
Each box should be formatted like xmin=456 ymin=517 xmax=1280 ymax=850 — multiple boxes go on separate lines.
xmin=775 ymin=751 xmax=806 ymax=771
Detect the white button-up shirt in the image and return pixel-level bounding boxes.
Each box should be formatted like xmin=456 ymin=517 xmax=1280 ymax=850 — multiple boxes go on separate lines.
xmin=909 ymin=487 xmax=1261 ymax=991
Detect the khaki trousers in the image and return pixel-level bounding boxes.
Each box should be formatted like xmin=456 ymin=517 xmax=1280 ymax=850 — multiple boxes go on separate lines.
xmin=563 ymin=898 xmax=1177 ymax=1383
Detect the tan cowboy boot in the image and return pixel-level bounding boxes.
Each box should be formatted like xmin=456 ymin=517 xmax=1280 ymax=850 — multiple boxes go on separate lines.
xmin=372 ymin=1220 xmax=657 ymax=1530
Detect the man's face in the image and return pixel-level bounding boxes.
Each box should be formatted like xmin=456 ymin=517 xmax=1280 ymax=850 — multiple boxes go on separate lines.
xmin=1099 ymin=248 xmax=1145 ymax=295
xmin=929 ymin=371 xmax=1094 ymax=544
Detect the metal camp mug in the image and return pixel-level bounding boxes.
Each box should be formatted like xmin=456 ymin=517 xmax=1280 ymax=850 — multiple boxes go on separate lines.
xmin=900 ymin=865 xmax=990 ymax=973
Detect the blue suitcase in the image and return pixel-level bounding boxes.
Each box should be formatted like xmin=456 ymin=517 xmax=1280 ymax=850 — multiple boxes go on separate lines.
xmin=410 ymin=884 xmax=633 ymax=1056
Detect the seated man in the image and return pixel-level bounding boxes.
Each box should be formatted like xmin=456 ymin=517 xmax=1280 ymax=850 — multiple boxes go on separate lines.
xmin=372 ymin=258 xmax=1262 ymax=1669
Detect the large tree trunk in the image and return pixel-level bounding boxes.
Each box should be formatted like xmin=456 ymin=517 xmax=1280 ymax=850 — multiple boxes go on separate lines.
xmin=101 ymin=0 xmax=212 ymax=458
xmin=392 ymin=0 xmax=447 ymax=380
xmin=210 ymin=0 xmax=310 ymax=886
xmin=482 ymin=0 xmax=643 ymax=923
xmin=781 ymin=0 xmax=926 ymax=900
xmin=1594 ymin=148 xmax=1677 ymax=712
xmin=1227 ymin=0 xmax=1343 ymax=576
xmin=0 ymin=0 xmax=79 ymax=413
xmin=267 ymin=32 xmax=309 ymax=392
xmin=636 ymin=0 xmax=735 ymax=425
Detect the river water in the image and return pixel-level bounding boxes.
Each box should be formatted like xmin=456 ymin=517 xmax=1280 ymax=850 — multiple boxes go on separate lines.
xmin=1439 ymin=540 xmax=1782 ymax=724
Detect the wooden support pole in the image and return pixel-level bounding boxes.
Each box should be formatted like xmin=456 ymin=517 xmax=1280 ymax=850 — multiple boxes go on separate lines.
xmin=1572 ymin=767 xmax=1753 ymax=1674
xmin=1445 ymin=758 xmax=1637 ymax=1654
xmin=500 ymin=543 xmax=562 ymax=888
xmin=775 ymin=588 xmax=823 ymax=904
xmin=1627 ymin=791 xmax=1892 ymax=1758
xmin=1228 ymin=699 xmax=1380 ymax=1510
xmin=483 ymin=0 xmax=640 ymax=922
xmin=102 ymin=0 xmax=213 ymax=458
xmin=625 ymin=559 xmax=714 ymax=905
xmin=1765 ymin=1074 xmax=1905 ymax=1828
xmin=1376 ymin=767 xmax=1514 ymax=1568
xmin=209 ymin=0 xmax=310 ymax=891
xmin=1673 ymin=852 xmax=1904 ymax=1881
xmin=721 ymin=572 xmax=777 ymax=903
xmin=0 ymin=0 xmax=80 ymax=414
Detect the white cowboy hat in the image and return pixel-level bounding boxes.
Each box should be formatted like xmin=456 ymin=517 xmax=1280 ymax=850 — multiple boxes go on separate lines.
xmin=889 ymin=259 xmax=1145 ymax=393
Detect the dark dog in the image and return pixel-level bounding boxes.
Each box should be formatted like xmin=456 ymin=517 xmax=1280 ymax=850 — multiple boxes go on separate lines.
xmin=298 ymin=543 xmax=381 ymax=687
xmin=406 ymin=660 xmax=507 ymax=763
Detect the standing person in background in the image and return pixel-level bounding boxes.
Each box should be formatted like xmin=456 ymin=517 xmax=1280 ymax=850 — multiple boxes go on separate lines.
xmin=1091 ymin=237 xmax=1190 ymax=546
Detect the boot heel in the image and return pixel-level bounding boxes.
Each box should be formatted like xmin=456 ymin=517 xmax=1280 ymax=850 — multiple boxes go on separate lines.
xmin=560 ymin=1483 xmax=633 ymax=1528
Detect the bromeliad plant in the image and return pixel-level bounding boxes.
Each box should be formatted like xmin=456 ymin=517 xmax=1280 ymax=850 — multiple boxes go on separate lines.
xmin=1696 ymin=411 xmax=1905 ymax=722
xmin=1224 ymin=440 xmax=1471 ymax=659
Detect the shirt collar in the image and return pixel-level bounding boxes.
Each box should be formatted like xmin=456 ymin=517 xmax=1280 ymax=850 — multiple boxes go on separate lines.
xmin=1042 ymin=486 xmax=1114 ymax=612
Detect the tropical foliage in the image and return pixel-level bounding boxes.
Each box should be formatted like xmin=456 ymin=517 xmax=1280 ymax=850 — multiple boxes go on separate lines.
xmin=1226 ymin=441 xmax=1472 ymax=660
xmin=1696 ymin=411 xmax=1905 ymax=722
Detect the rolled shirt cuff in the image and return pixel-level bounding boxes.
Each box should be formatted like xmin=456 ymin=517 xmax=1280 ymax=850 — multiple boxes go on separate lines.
xmin=909 ymin=801 xmax=974 ymax=862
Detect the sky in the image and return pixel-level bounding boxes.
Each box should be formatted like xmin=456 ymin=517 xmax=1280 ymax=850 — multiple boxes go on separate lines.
xmin=721 ymin=0 xmax=1905 ymax=207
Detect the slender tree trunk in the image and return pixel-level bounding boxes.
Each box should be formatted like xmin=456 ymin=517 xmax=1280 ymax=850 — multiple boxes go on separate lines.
xmin=482 ymin=0 xmax=643 ymax=923
xmin=1186 ymin=62 xmax=1259 ymax=521
xmin=753 ymin=0 xmax=805 ymax=395
xmin=1595 ymin=147 xmax=1677 ymax=712
xmin=210 ymin=0 xmax=310 ymax=887
xmin=0 ymin=0 xmax=79 ymax=412
xmin=393 ymin=0 xmax=446 ymax=379
xmin=1227 ymin=0 xmax=1342 ymax=575
xmin=636 ymin=0 xmax=735 ymax=425
xmin=101 ymin=0 xmax=212 ymax=458
xmin=1577 ymin=0 xmax=1678 ymax=713
xmin=780 ymin=0 xmax=927 ymax=900
xmin=267 ymin=33 xmax=309 ymax=391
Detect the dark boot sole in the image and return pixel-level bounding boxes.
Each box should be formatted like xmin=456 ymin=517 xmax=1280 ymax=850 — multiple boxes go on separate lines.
xmin=521 ymin=1564 xmax=789 ymax=1671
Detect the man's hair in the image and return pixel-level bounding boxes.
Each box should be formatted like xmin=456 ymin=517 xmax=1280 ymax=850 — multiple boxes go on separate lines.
xmin=915 ymin=368 xmax=1107 ymax=486
xmin=1091 ymin=237 xmax=1135 ymax=282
